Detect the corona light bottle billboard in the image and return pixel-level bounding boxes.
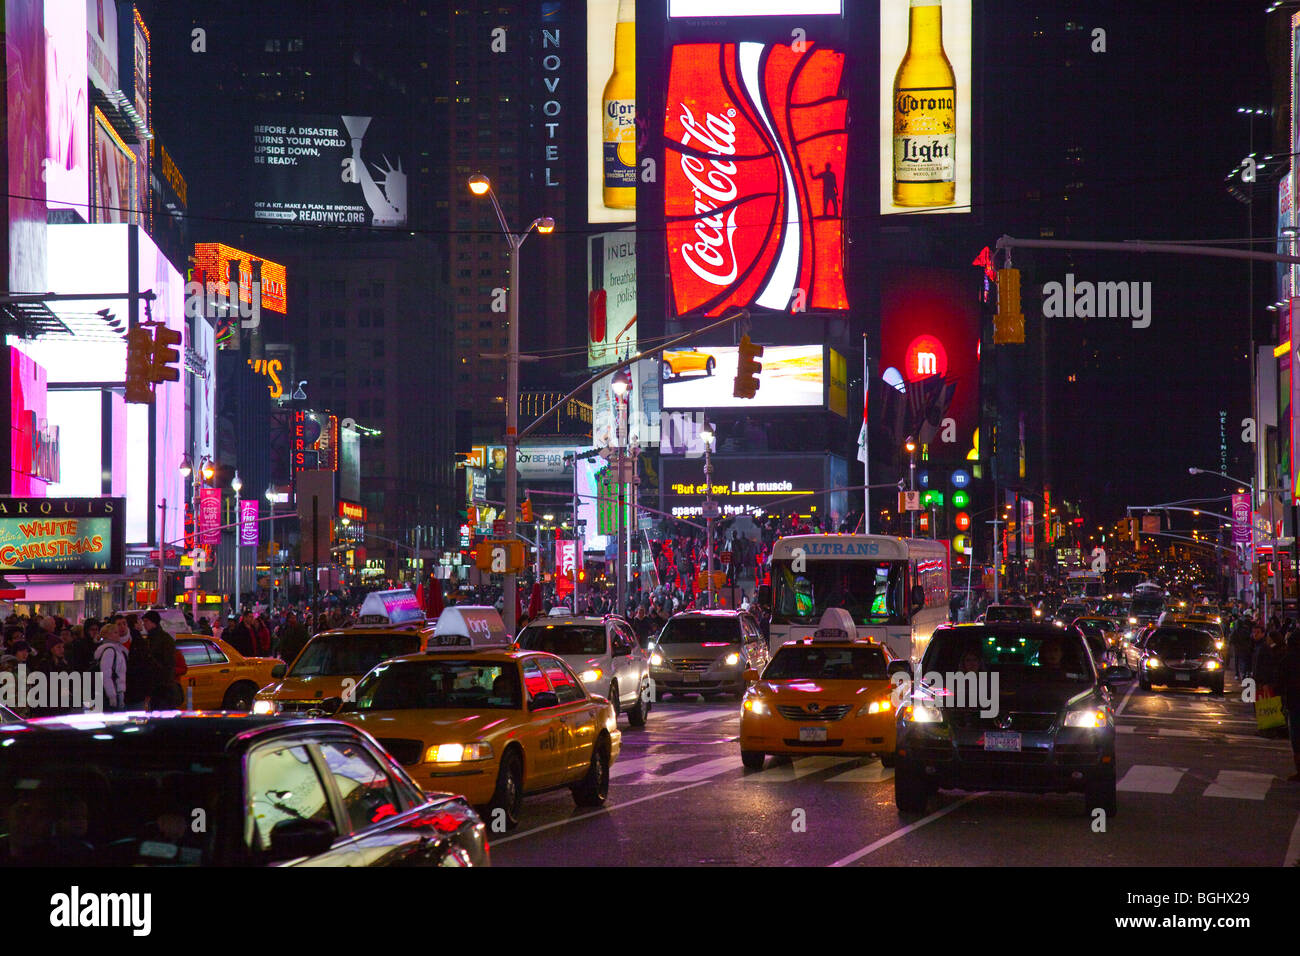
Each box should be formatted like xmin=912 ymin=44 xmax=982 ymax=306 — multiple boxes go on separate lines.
xmin=892 ymin=0 xmax=957 ymax=207
xmin=602 ymin=0 xmax=636 ymax=209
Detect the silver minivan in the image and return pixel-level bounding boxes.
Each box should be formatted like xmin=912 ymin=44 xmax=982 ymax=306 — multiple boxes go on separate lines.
xmin=649 ymin=610 xmax=769 ymax=700
xmin=515 ymin=615 xmax=652 ymax=726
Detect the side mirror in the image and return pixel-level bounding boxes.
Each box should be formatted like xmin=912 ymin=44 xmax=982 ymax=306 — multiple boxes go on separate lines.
xmin=271 ymin=663 xmax=286 ymax=679
xmin=888 ymin=660 xmax=913 ymax=680
xmin=742 ymin=668 xmax=759 ymax=682
xmin=267 ymin=817 xmax=337 ymax=861
xmin=532 ymin=691 xmax=559 ymax=710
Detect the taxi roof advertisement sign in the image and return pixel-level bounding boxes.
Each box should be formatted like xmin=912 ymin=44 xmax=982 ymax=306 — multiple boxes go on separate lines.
xmin=0 ymin=497 xmax=125 ymax=575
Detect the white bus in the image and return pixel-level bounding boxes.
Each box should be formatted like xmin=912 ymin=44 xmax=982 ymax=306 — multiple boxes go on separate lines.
xmin=765 ymin=534 xmax=950 ymax=663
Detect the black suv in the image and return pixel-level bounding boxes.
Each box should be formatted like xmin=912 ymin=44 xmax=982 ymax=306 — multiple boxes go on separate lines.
xmin=894 ymin=623 xmax=1133 ymax=817
xmin=0 ymin=714 xmax=489 ymax=866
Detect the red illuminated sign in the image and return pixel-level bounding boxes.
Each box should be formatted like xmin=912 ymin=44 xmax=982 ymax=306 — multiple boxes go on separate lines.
xmin=664 ymin=42 xmax=848 ymax=318
xmin=338 ymin=500 xmax=367 ymax=522
xmin=903 ymin=333 xmax=949 ymax=382
xmin=293 ymin=410 xmax=338 ymax=473
xmin=192 ymin=243 xmax=287 ymax=314
xmin=954 ymin=511 xmax=971 ymax=532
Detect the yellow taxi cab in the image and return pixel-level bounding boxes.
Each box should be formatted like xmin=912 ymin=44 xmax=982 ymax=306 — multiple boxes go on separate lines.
xmin=1073 ymin=615 xmax=1123 ymax=649
xmin=330 ymin=614 xmax=621 ymax=831
xmin=739 ymin=609 xmax=899 ymax=771
xmin=661 ymin=347 xmax=715 ymax=379
xmin=253 ymin=589 xmax=434 ymax=715
xmin=175 ymin=634 xmax=281 ymax=711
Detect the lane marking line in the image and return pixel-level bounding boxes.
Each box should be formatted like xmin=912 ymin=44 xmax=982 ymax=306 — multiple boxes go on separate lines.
xmin=829 ymin=794 xmax=983 ymax=867
xmin=491 ymin=779 xmax=714 ymax=846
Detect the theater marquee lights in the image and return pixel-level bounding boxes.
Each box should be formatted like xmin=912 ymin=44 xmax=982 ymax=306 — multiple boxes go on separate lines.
xmin=665 ymin=42 xmax=849 ymax=318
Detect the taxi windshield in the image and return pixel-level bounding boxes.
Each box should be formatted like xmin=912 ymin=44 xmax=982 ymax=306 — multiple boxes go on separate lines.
xmin=516 ymin=624 xmax=605 ymax=655
xmin=770 ymin=559 xmax=906 ymax=627
xmin=288 ymin=632 xmax=422 ymax=677
xmin=354 ymin=660 xmax=521 ymax=710
xmin=764 ymin=645 xmax=890 ymax=681
xmin=923 ymin=631 xmax=1093 ymax=685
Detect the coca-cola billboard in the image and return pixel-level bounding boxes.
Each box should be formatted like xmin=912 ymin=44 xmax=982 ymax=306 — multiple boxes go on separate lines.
xmin=664 ymin=42 xmax=848 ymax=318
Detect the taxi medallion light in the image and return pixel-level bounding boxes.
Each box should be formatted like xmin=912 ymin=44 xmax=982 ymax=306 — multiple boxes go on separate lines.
xmin=252 ymin=700 xmax=278 ymax=715
xmin=425 ymin=742 xmax=494 ymax=763
xmin=1064 ymin=708 xmax=1108 ymax=729
xmin=580 ymin=667 xmax=604 ymax=684
xmin=724 ymin=652 xmax=741 ymax=667
xmin=743 ymin=698 xmax=769 ymax=715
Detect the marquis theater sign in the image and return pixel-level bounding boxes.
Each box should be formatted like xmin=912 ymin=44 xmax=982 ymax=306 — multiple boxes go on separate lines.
xmin=664 ymin=41 xmax=849 ymax=318
xmin=0 ymin=498 xmax=125 ymax=574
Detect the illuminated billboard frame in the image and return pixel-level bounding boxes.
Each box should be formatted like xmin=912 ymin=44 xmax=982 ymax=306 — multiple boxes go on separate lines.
xmin=192 ymin=243 xmax=288 ymax=314
xmin=293 ymin=411 xmax=338 ymax=473
xmin=588 ymin=230 xmax=637 ymax=367
xmin=91 ymin=106 xmax=135 ymax=224
xmin=588 ymin=0 xmax=636 ymax=224
xmin=0 ymin=497 xmax=125 ymax=575
xmin=46 ymin=0 xmax=90 ymax=216
xmin=879 ymin=0 xmax=972 ymax=216
xmin=664 ymin=41 xmax=848 ymax=317
xmin=662 ymin=344 xmax=824 ymax=410
xmin=668 ymin=0 xmax=843 ymax=14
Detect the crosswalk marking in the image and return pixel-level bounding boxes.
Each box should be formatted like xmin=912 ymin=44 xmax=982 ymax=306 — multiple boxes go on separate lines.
xmin=654 ymin=755 xmax=740 ymax=783
xmin=1203 ymin=770 xmax=1274 ymax=800
xmin=1117 ymin=765 xmax=1186 ymax=793
xmin=746 ymin=755 xmax=858 ymax=781
xmin=609 ymin=753 xmax=693 ymax=779
xmin=826 ymin=761 xmax=895 ymax=783
xmin=1155 ymin=728 xmax=1199 ymax=738
xmin=1116 ymin=725 xmax=1137 ymax=734
xmin=654 ymin=708 xmax=738 ymax=725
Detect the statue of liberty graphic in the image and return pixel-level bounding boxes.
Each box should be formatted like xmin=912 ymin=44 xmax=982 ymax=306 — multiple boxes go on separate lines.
xmin=341 ymin=115 xmax=406 ymax=227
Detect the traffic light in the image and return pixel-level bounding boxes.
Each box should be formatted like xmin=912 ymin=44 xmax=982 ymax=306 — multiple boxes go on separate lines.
xmin=993 ymin=267 xmax=1024 ymax=344
xmin=733 ymin=335 xmax=764 ymax=399
xmin=125 ymin=327 xmax=155 ymax=404
xmin=150 ymin=325 xmax=183 ymax=384
xmin=520 ymin=499 xmax=533 ymax=523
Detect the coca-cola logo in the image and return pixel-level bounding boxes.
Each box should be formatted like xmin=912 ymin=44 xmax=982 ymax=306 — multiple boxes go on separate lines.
xmin=675 ymin=105 xmax=740 ymax=288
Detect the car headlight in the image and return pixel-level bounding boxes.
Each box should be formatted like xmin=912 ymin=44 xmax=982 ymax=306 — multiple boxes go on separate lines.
xmin=903 ymin=703 xmax=943 ymax=723
xmin=1214 ymin=640 xmax=1223 ymax=652
xmin=252 ymin=699 xmax=278 ymax=715
xmin=723 ymin=652 xmax=740 ymax=667
xmin=743 ymin=698 xmax=769 ymax=715
xmin=1033 ymin=608 xmax=1043 ymax=617
xmin=579 ymin=667 xmax=604 ymax=683
xmin=1144 ymin=657 xmax=1161 ymax=669
xmin=425 ymin=742 xmax=494 ymax=763
xmin=1204 ymin=660 xmax=1220 ymax=671
xmin=1064 ymin=708 xmax=1109 ymax=728
xmin=856 ymin=698 xmax=892 ymax=716
xmin=1053 ymin=620 xmax=1064 ymax=628
xmin=1128 ymin=617 xmax=1138 ymax=625
xmin=649 ymin=652 xmax=664 ymax=666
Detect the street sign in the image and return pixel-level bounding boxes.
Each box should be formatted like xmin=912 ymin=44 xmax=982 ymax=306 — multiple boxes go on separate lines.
xmin=702 ymin=501 xmax=720 ymax=519
xmin=900 ymin=491 xmax=922 ymax=511
xmin=493 ymin=519 xmax=506 ymax=536
xmin=721 ymin=551 xmax=732 ymax=562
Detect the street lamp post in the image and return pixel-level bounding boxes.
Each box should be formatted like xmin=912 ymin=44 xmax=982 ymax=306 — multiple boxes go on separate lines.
xmin=468 ymin=173 xmax=553 ymax=635
xmin=701 ymin=421 xmax=716 ymax=609
xmin=231 ymin=472 xmax=243 ymax=617
xmin=905 ymin=438 xmax=917 ymax=538
xmin=1189 ymin=466 xmax=1263 ymax=611
xmin=611 ymin=369 xmax=631 ymax=616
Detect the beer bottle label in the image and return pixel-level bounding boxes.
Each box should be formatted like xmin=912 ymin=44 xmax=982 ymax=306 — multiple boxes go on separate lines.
xmin=603 ymin=98 xmax=637 ymax=188
xmin=893 ymin=86 xmax=956 ymax=183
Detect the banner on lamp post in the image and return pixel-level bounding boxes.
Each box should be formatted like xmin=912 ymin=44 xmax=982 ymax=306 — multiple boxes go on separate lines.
xmin=200 ymin=488 xmax=222 ymax=545
xmin=240 ymin=499 xmax=260 ymax=547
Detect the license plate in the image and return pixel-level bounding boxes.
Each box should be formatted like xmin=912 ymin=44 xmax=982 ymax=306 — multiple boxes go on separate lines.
xmin=984 ymin=731 xmax=1022 ymax=752
xmin=682 ymin=673 xmax=701 ymax=683
xmin=799 ymin=727 xmax=828 ymax=742
xmin=1175 ymin=672 xmax=1191 ymax=681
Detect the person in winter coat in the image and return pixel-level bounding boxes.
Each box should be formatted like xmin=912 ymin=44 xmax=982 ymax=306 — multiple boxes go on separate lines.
xmin=94 ymin=622 xmax=129 ymax=711
xmin=1281 ymin=629 xmax=1300 ymax=782
xmin=142 ymin=610 xmax=182 ymax=709
xmin=251 ymin=613 xmax=272 ymax=657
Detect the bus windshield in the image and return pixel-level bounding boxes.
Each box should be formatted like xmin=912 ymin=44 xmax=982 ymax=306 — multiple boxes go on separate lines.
xmin=770 ymin=559 xmax=906 ymax=627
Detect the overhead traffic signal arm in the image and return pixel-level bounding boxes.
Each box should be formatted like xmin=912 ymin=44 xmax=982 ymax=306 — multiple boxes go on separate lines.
xmin=733 ymin=335 xmax=765 ymax=399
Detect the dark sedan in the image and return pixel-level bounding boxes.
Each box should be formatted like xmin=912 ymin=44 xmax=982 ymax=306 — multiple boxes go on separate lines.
xmin=0 ymin=713 xmax=489 ymax=866
xmin=894 ymin=624 xmax=1132 ymax=817
xmin=1136 ymin=627 xmax=1224 ymax=694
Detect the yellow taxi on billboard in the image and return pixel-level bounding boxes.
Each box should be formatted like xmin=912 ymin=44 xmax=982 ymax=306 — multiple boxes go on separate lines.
xmin=329 ymin=614 xmax=621 ymax=831
xmin=253 ymin=590 xmax=434 ymax=715
xmin=175 ymin=634 xmax=281 ymax=711
xmin=740 ymin=609 xmax=901 ymax=771
xmin=661 ymin=347 xmax=715 ymax=379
